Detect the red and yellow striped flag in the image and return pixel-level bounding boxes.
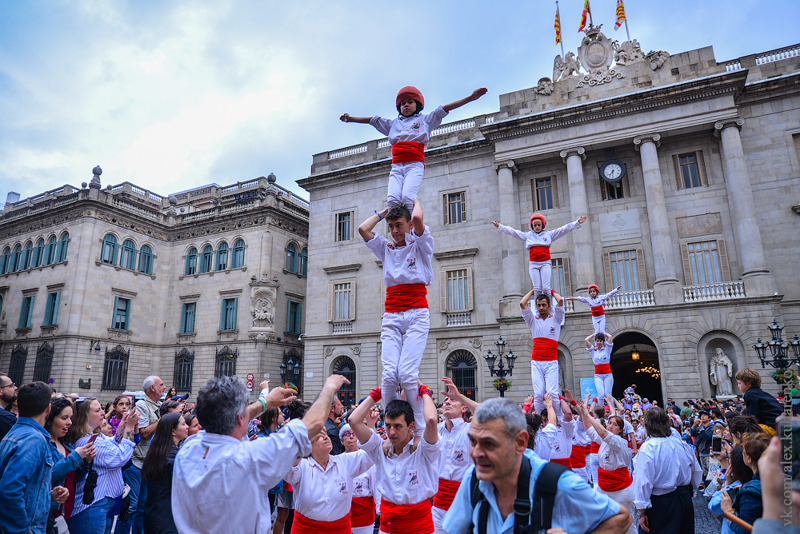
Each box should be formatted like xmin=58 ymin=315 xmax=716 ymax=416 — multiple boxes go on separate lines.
xmin=555 ymin=7 xmax=562 ymax=45
xmin=578 ymin=0 xmax=590 ymax=32
xmin=614 ymin=0 xmax=627 ymax=30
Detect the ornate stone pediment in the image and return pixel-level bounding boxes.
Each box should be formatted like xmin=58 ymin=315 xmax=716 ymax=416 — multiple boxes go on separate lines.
xmin=578 ymin=25 xmax=613 ymax=73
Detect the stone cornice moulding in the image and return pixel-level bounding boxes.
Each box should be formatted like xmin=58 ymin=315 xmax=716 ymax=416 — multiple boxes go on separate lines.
xmin=559 ymin=147 xmax=586 ymax=162
xmin=713 ymin=117 xmax=745 ymax=137
xmin=180 ymin=293 xmax=201 ymax=301
xmin=285 ymin=291 xmax=305 ymax=301
xmin=219 ymin=288 xmax=243 ymax=296
xmin=111 ymin=287 xmax=138 ymax=298
xmin=633 ymin=133 xmax=662 ymax=151
xmin=22 ymin=287 xmax=39 ymax=296
xmin=46 ymin=283 xmax=66 ymax=291
xmin=433 ymin=247 xmax=480 ymax=261
xmin=323 ymin=263 xmax=362 ymax=274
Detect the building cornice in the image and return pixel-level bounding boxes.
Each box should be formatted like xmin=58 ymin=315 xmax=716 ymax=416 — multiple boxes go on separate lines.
xmin=433 ymin=247 xmax=479 ymax=261
xmin=322 ymin=263 xmax=362 ymax=274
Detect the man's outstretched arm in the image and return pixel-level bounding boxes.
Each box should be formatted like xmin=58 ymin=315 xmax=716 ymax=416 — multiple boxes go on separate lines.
xmin=302 ymin=374 xmax=350 ymax=438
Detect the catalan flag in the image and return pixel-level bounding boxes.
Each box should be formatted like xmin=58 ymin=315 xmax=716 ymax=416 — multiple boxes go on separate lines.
xmin=578 ymin=0 xmax=590 ymax=32
xmin=614 ymin=0 xmax=627 ymax=30
xmin=555 ymin=6 xmax=562 ymax=45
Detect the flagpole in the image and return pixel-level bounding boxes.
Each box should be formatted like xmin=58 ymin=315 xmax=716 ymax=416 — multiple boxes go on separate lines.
xmin=625 ymin=19 xmax=631 ymax=41
xmin=587 ymin=0 xmax=593 ymax=27
xmin=556 ymin=0 xmax=565 ymax=58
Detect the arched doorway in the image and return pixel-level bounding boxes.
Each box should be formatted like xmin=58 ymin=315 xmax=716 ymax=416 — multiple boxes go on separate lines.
xmin=610 ymin=332 xmax=663 ymax=407
xmin=446 ymin=350 xmax=477 ymax=400
xmin=332 ymin=356 xmax=357 ymax=406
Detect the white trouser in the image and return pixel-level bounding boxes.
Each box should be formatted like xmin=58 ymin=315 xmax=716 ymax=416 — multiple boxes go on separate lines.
xmin=352 ymin=526 xmax=373 ymax=534
xmin=381 ymin=307 xmax=430 ymax=435
xmin=530 ymin=360 xmax=563 ymax=419
xmin=432 ymin=505 xmax=448 ymax=534
xmin=597 ymin=485 xmax=637 ymax=534
xmin=572 ymin=466 xmax=589 ymax=482
xmin=586 ymin=453 xmax=599 ymax=486
xmin=594 ymin=373 xmax=614 ymax=403
xmin=528 ymin=260 xmax=552 ymax=298
xmin=591 ymin=314 xmax=606 ymax=335
xmin=387 ymin=161 xmax=424 ymax=211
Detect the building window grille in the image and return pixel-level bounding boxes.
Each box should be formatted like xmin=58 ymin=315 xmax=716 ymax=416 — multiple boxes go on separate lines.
xmin=446 ymin=351 xmax=477 ymax=400
xmin=173 ymin=348 xmax=194 ymax=392
xmin=332 ymin=356 xmax=357 ymax=405
xmin=444 ymin=191 xmax=467 ymax=224
xmin=102 ymin=345 xmax=129 ymax=391
xmin=215 ymin=346 xmax=237 ymax=377
xmin=33 ymin=342 xmax=54 ymax=383
xmin=8 ymin=344 xmax=27 ymax=386
xmin=336 ymin=212 xmax=352 ymax=242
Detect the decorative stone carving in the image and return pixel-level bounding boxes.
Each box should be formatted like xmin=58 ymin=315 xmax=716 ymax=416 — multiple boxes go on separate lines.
xmin=709 ymin=348 xmax=735 ymax=397
xmin=325 ymin=347 xmax=334 ymax=356
xmin=438 ymin=340 xmax=450 ymax=351
xmin=251 ymin=287 xmax=276 ymax=328
xmin=576 ymin=69 xmax=624 ymax=88
xmin=714 ymin=118 xmax=745 ymax=135
xmin=646 ymin=50 xmax=670 ymax=71
xmin=535 ymin=77 xmax=554 ymax=96
xmin=553 ymin=52 xmax=581 ymax=81
xmin=633 ymin=133 xmax=662 ymax=150
xmin=560 ymin=147 xmax=587 ymax=162
xmin=351 ymin=346 xmax=361 ymax=355
xmin=472 ymin=338 xmax=482 ymax=349
xmin=578 ymin=25 xmax=613 ymax=73
xmin=612 ymin=39 xmax=645 ymax=66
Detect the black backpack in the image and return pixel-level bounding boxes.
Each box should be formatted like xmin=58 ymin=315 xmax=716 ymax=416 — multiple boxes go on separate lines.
xmin=468 ymin=459 xmax=568 ymax=534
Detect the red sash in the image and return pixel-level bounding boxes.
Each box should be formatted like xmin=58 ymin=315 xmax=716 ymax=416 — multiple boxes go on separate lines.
xmin=385 ymin=284 xmax=428 ymax=313
xmin=594 ymin=363 xmax=612 ymax=375
xmin=590 ymin=306 xmax=605 ymax=317
xmin=351 ymin=496 xmax=376 ymax=528
xmin=598 ymin=466 xmax=633 ymax=492
xmin=391 ymin=141 xmax=425 ymax=164
xmin=587 ymin=442 xmax=600 ymax=455
xmin=380 ymin=498 xmax=434 ymax=534
xmin=550 ymin=457 xmax=572 ymax=469
xmin=532 ymin=338 xmax=558 ymax=361
xmin=432 ymin=478 xmax=461 ymax=511
xmin=291 ymin=511 xmax=351 ymax=534
xmin=529 ymin=246 xmax=551 ymax=262
xmin=569 ymin=444 xmax=587 ymax=468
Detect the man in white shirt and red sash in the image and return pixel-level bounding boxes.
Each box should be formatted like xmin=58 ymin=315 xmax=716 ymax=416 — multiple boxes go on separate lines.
xmin=360 ymin=199 xmax=433 ymax=438
xmin=520 ymin=287 xmax=566 ymax=419
xmin=349 ymin=384 xmax=440 ymax=534
xmin=340 ymin=423 xmax=381 ymax=534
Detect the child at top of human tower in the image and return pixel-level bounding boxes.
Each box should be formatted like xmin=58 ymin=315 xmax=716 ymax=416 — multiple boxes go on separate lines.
xmin=564 ymin=283 xmax=621 ymax=334
xmin=340 ymin=86 xmax=487 ymax=211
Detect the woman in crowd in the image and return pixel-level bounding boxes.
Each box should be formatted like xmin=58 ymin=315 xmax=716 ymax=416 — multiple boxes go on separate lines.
xmin=66 ymin=397 xmax=138 ymax=534
xmin=165 ymin=387 xmax=178 ymax=400
xmin=274 ymin=400 xmax=309 ymax=534
xmin=720 ymin=432 xmax=771 ymax=534
xmin=45 ymin=397 xmax=97 ymax=534
xmin=142 ymin=412 xmax=188 ymax=534
xmin=107 ymin=395 xmax=131 ymax=436
xmin=709 ymin=445 xmax=753 ymax=534
xmin=577 ymin=396 xmax=636 ymax=534
xmin=256 ymin=408 xmax=287 ymax=516
xmin=184 ymin=411 xmax=202 ymax=437
xmin=728 ymin=415 xmax=766 ymax=445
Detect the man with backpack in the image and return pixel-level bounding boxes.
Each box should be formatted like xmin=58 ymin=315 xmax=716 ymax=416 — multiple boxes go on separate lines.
xmin=442 ymin=398 xmax=632 ymax=534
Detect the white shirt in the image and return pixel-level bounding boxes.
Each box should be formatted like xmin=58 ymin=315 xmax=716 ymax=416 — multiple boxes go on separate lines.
xmin=632 ymin=436 xmax=702 ymax=509
xmin=172 ymin=419 xmax=311 ymax=534
xmin=285 ymin=450 xmax=374 ymax=522
xmin=634 ymin=426 xmax=647 ymax=443
xmin=550 ymin=420 xmax=575 ymax=460
xmin=437 ymin=418 xmax=472 ymax=482
xmin=572 ymin=419 xmax=591 ymax=447
xmin=589 ymin=343 xmax=613 ymax=366
xmin=575 ymin=288 xmax=619 ymax=307
xmin=586 ymin=426 xmax=631 ymax=471
xmin=533 ymin=423 xmax=557 ymax=461
xmin=521 ymin=306 xmax=565 ymax=344
xmin=352 ymin=465 xmax=381 ymax=514
xmin=496 ymin=220 xmax=582 ymax=252
xmin=360 ymin=428 xmax=440 ymax=505
xmin=365 ymin=226 xmax=434 ymax=288
xmin=370 ymin=106 xmax=449 ymax=147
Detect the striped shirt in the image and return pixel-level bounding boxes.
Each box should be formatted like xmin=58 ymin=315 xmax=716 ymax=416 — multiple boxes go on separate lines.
xmin=72 ymin=433 xmax=135 ymax=516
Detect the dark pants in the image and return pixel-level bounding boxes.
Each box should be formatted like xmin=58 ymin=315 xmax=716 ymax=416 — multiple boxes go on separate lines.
xmin=639 ymin=485 xmax=694 ymax=534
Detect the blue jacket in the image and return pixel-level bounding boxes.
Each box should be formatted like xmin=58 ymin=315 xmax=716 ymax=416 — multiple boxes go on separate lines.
xmin=730 ymin=474 xmax=762 ymax=534
xmin=0 ymin=417 xmax=54 ymax=534
xmin=48 ymin=438 xmax=86 ymax=511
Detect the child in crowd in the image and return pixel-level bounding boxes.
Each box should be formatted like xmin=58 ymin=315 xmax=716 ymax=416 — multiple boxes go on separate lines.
xmin=108 ymin=395 xmax=132 ymax=436
xmin=341 ymin=86 xmax=487 ymax=211
xmin=492 ymin=214 xmax=587 ymax=298
xmin=565 ymin=284 xmax=621 ymax=334
xmin=734 ymin=367 xmax=782 ymax=436
xmin=585 ymin=332 xmax=614 ymax=406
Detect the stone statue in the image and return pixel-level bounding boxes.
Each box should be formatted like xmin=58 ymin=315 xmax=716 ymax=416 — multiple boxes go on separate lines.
xmin=709 ymin=348 xmax=734 ymax=397
xmin=646 ymin=50 xmax=670 ymax=71
xmin=535 ymin=77 xmax=554 ymax=96
xmin=612 ymin=39 xmax=645 ymax=66
xmin=553 ymin=52 xmax=581 ymax=82
xmin=251 ymin=297 xmax=274 ymax=327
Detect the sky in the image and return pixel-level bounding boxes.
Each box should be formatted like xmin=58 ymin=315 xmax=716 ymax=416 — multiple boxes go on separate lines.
xmin=1 ymin=0 xmax=799 ymax=202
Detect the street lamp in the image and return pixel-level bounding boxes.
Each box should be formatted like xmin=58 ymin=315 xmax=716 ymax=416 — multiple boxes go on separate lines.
xmin=484 ymin=336 xmax=516 ymax=397
xmin=631 ymin=346 xmax=640 ymax=361
xmin=280 ymin=356 xmax=301 ymax=385
xmin=753 ymin=320 xmax=800 ymax=390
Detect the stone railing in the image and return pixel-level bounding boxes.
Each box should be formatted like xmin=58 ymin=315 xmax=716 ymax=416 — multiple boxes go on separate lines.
xmin=683 ymin=281 xmax=745 ymax=303
xmin=332 ymin=322 xmax=353 ymax=334
xmin=446 ymin=312 xmax=472 ymax=327
xmin=182 ymin=208 xmax=216 ymax=223
xmin=112 ymin=197 xmax=161 ymax=221
xmin=723 ymin=59 xmax=742 ymax=72
xmin=329 ymin=144 xmax=369 ymax=160
xmin=605 ymin=289 xmax=656 ymax=309
xmin=431 ymin=118 xmax=476 ymax=137
xmin=563 ymin=300 xmax=575 ymax=313
xmin=756 ymin=44 xmax=800 ymax=65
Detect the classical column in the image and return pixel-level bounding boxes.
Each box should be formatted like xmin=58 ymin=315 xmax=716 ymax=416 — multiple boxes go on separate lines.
xmin=559 ymin=147 xmax=596 ymax=293
xmin=714 ymin=118 xmax=776 ymax=296
xmin=496 ymin=161 xmax=523 ymax=316
xmin=633 ymin=134 xmax=682 ymax=304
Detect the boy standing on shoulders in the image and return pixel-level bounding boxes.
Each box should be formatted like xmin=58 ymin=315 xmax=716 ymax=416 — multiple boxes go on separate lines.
xmin=565 ymin=284 xmax=621 ymax=334
xmin=360 ymin=199 xmax=433 ymax=438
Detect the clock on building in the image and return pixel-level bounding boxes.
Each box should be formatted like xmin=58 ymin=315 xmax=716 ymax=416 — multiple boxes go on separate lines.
xmin=599 ymin=153 xmax=626 ymax=185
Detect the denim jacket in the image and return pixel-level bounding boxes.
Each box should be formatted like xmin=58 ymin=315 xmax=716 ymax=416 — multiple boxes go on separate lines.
xmin=48 ymin=438 xmax=86 ymax=511
xmin=0 ymin=417 xmax=54 ymax=534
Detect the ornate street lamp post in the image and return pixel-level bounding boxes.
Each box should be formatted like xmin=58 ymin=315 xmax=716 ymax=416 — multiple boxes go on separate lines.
xmin=484 ymin=336 xmax=517 ymax=397
xmin=752 ymin=320 xmax=800 ymax=391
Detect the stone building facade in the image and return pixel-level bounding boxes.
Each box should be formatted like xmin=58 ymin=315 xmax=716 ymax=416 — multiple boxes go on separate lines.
xmin=299 ymin=34 xmax=800 ymax=405
xmin=0 ymin=171 xmax=310 ymax=401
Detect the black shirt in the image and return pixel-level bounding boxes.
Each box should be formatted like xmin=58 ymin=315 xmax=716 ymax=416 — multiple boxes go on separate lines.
xmin=325 ymin=417 xmax=344 ymax=455
xmin=0 ymin=405 xmax=16 ymax=442
xmin=743 ymin=387 xmax=783 ymax=429
xmin=143 ymin=446 xmax=179 ymax=534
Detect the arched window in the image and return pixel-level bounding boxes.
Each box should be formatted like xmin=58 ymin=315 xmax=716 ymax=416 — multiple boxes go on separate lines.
xmin=200 ymin=245 xmax=213 ymax=273
xmin=31 ymin=239 xmax=44 ymax=268
xmin=9 ymin=244 xmax=21 ymax=273
xmin=33 ymin=342 xmax=54 ymax=383
xmin=231 ymin=239 xmax=245 ymax=268
xmin=332 ymin=356 xmax=357 ymax=405
xmin=286 ymin=243 xmax=297 ymax=273
xmin=0 ymin=247 xmax=10 ymax=275
xmin=101 ymin=235 xmax=118 ymax=265
xmin=8 ymin=344 xmax=27 ymax=387
xmin=20 ymin=242 xmax=32 ymax=270
xmin=216 ymin=242 xmax=228 ymax=271
xmin=56 ymin=232 xmax=69 ymax=262
xmin=139 ymin=245 xmax=154 ymax=275
xmin=185 ymin=247 xmax=198 ymax=275
xmin=215 ymin=346 xmax=238 ymax=378
xmin=43 ymin=236 xmax=56 ymax=266
xmin=173 ymin=348 xmax=194 ymax=392
xmin=102 ymin=345 xmax=129 ymax=391
xmin=120 ymin=240 xmax=137 ymax=270
xmin=299 ymin=248 xmax=308 ymax=276
xmin=446 ymin=350 xmax=478 ymax=400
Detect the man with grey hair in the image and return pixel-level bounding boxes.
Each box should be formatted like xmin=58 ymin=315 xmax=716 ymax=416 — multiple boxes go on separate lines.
xmin=118 ymin=375 xmax=165 ymax=534
xmin=443 ymin=398 xmax=631 ymax=534
xmin=172 ymin=373 xmax=350 ymax=534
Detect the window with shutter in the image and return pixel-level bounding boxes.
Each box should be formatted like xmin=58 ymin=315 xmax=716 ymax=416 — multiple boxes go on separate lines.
xmin=604 ymin=249 xmax=644 ymax=291
xmin=673 ymin=151 xmax=708 ymax=190
xmin=57 ymin=232 xmax=70 ymax=262
xmin=216 ymin=242 xmax=229 ymax=271
xmin=43 ymin=292 xmax=60 ymax=326
xmin=681 ymin=239 xmax=731 ymax=285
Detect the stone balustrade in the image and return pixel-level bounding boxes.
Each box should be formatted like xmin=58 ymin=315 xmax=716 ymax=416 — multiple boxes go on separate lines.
xmin=605 ymin=289 xmax=656 ymax=309
xmin=446 ymin=312 xmax=472 ymax=327
xmin=332 ymin=322 xmax=353 ymax=334
xmin=683 ymin=281 xmax=746 ymax=303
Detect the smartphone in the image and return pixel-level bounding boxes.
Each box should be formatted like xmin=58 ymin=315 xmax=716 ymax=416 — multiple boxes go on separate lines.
xmin=712 ymin=435 xmax=722 ymax=454
xmin=87 ymin=433 xmax=100 ymax=445
xmin=727 ymin=486 xmax=740 ymax=502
